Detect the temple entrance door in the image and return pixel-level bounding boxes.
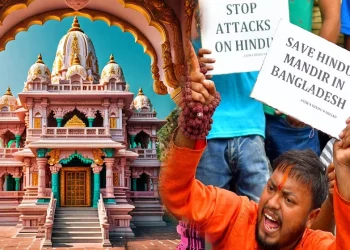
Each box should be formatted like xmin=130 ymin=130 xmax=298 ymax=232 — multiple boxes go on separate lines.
xmin=60 ymin=167 xmax=91 ymax=207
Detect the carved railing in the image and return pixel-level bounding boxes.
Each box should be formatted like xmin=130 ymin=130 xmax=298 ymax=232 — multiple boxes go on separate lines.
xmin=0 ymin=191 xmax=25 ymax=203
xmin=27 ymin=128 xmax=42 ymax=141
xmin=0 ymin=112 xmax=18 ymax=118
xmin=42 ymin=127 xmax=110 ymax=138
xmin=0 ymin=148 xmax=22 ymax=158
xmin=129 ymin=149 xmax=157 ymax=159
xmin=127 ymin=191 xmax=155 ymax=198
xmin=43 ymin=192 xmax=56 ymax=247
xmin=98 ymin=193 xmax=111 ymax=247
xmin=131 ymin=112 xmax=157 ymax=119
xmin=48 ymin=83 xmax=105 ymax=92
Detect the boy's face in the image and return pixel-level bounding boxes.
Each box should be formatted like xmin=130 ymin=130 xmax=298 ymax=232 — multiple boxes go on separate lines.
xmin=256 ymin=168 xmax=317 ymax=249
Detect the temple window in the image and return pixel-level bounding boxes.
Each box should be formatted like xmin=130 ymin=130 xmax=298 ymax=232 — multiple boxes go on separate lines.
xmin=109 ymin=113 xmax=117 ymax=129
xmin=34 ymin=112 xmax=42 ymax=128
xmin=62 ymin=108 xmax=88 ymax=127
xmin=1 ymin=106 xmax=9 ymax=112
xmin=136 ymin=173 xmax=150 ymax=191
xmin=47 ymin=110 xmax=57 ymax=127
xmin=134 ymin=130 xmax=151 ymax=149
xmin=92 ymin=110 xmax=103 ymax=127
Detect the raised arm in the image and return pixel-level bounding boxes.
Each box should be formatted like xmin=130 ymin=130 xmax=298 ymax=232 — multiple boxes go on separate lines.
xmin=159 ymin=44 xmax=247 ymax=245
xmin=319 ymin=0 xmax=341 ymax=43
xmin=331 ymin=120 xmax=350 ymax=247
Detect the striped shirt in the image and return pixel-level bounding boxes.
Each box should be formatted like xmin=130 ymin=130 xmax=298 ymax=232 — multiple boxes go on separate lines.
xmin=320 ymin=139 xmax=336 ymax=168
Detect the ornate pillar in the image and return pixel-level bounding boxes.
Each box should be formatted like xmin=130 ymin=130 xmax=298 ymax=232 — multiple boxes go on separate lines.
xmin=15 ymin=135 xmax=21 ymax=148
xmin=88 ymin=118 xmax=95 ymax=127
xmin=147 ymin=176 xmax=151 ymax=191
xmin=49 ymin=164 xmax=62 ymax=206
xmin=14 ymin=177 xmax=20 ymax=191
xmin=0 ymin=135 xmax=4 ymax=148
xmin=103 ymin=99 xmax=109 ymax=127
xmin=41 ymin=99 xmax=48 ymax=127
xmin=37 ymin=152 xmax=48 ymax=198
xmin=132 ymin=178 xmax=137 ymax=191
xmin=120 ymin=158 xmax=126 ymax=187
xmin=56 ymin=118 xmax=63 ymax=127
xmin=104 ymin=158 xmax=116 ymax=204
xmin=91 ymin=164 xmax=102 ymax=208
xmin=152 ymin=137 xmax=156 ymax=150
xmin=27 ymin=102 xmax=33 ymax=129
xmin=117 ymin=102 xmax=124 ymax=129
xmin=0 ymin=175 xmax=4 ymax=191
xmin=5 ymin=174 xmax=10 ymax=191
xmin=24 ymin=158 xmax=31 ymax=188
xmin=87 ymin=108 xmax=95 ymax=127
xmin=151 ymin=178 xmax=159 ymax=197
xmin=124 ymin=162 xmax=131 ymax=190
xmin=129 ymin=135 xmax=136 ymax=149
xmin=55 ymin=108 xmax=64 ymax=127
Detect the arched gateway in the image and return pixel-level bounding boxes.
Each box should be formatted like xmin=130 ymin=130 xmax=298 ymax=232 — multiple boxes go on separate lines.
xmin=0 ymin=0 xmax=198 ymax=245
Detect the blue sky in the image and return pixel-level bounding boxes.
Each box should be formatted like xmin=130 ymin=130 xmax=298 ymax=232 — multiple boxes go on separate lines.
xmin=0 ymin=16 xmax=175 ymax=119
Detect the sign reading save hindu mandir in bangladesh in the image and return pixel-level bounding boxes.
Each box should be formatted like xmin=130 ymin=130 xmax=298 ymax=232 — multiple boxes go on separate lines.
xmin=198 ymin=0 xmax=289 ymax=74
xmin=251 ymin=20 xmax=350 ymax=139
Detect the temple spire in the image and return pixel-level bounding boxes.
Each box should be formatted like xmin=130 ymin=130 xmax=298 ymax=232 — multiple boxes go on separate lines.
xmin=68 ymin=16 xmax=84 ymax=33
xmin=108 ymin=54 xmax=116 ymax=64
xmin=4 ymin=87 xmax=12 ymax=96
xmin=36 ymin=53 xmax=44 ymax=64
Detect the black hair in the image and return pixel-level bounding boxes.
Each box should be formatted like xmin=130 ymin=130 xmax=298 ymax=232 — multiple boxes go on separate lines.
xmin=272 ymin=149 xmax=328 ymax=209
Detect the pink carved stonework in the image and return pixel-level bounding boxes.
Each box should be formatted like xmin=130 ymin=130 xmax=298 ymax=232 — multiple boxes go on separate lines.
xmin=65 ymin=0 xmax=90 ymax=10
xmin=91 ymin=164 xmax=103 ymax=174
xmin=0 ymin=16 xmax=168 ymax=243
xmin=104 ymin=158 xmax=115 ymax=198
xmin=49 ymin=164 xmax=62 ymax=174
xmin=37 ymin=158 xmax=48 ymax=197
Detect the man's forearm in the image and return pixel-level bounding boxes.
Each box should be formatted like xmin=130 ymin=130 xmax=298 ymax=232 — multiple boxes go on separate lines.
xmin=319 ymin=0 xmax=341 ymax=43
xmin=174 ymin=128 xmax=196 ymax=149
xmin=335 ymin=164 xmax=350 ymax=201
xmin=319 ymin=19 xmax=340 ymax=43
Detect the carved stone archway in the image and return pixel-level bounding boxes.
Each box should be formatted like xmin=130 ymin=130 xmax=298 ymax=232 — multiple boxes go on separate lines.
xmin=0 ymin=0 xmax=187 ymax=94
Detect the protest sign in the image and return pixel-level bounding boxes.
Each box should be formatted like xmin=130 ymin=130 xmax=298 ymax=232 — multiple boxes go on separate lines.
xmin=198 ymin=0 xmax=289 ymax=75
xmin=251 ymin=20 xmax=350 ymax=139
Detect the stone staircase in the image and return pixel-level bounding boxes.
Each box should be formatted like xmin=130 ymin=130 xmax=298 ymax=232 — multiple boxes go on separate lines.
xmin=52 ymin=207 xmax=103 ymax=246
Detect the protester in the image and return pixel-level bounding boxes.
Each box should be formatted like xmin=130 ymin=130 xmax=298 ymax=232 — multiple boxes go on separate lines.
xmin=264 ymin=0 xmax=341 ymax=163
xmin=159 ymin=49 xmax=349 ymax=249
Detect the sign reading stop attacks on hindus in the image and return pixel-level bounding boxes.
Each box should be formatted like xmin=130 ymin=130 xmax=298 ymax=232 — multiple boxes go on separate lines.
xmin=251 ymin=20 xmax=350 ymax=139
xmin=198 ymin=0 xmax=289 ymax=75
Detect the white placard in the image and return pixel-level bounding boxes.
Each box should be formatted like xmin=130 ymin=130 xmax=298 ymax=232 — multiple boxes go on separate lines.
xmin=251 ymin=20 xmax=350 ymax=139
xmin=199 ymin=0 xmax=289 ymax=75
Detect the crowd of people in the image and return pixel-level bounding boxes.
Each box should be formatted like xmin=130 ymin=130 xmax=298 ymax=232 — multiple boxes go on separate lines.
xmin=158 ymin=0 xmax=350 ymax=249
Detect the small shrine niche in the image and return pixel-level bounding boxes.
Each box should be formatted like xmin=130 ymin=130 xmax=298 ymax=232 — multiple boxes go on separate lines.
xmin=62 ymin=108 xmax=88 ymax=127
xmin=134 ymin=131 xmax=150 ymax=149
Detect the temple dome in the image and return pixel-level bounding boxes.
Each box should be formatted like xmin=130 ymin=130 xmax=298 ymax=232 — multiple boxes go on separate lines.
xmin=100 ymin=54 xmax=125 ymax=83
xmin=0 ymin=87 xmax=17 ymax=111
xmin=51 ymin=17 xmax=99 ymax=83
xmin=131 ymin=88 xmax=151 ymax=111
xmin=27 ymin=54 xmax=51 ymax=82
xmin=66 ymin=53 xmax=88 ymax=80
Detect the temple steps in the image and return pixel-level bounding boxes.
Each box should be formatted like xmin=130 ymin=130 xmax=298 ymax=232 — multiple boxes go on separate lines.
xmin=52 ymin=207 xmax=102 ymax=245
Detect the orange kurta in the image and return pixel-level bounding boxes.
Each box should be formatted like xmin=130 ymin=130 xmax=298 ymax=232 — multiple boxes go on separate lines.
xmin=159 ymin=143 xmax=350 ymax=249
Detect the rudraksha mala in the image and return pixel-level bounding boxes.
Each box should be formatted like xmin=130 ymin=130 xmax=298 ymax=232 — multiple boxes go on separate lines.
xmin=178 ymin=62 xmax=221 ymax=141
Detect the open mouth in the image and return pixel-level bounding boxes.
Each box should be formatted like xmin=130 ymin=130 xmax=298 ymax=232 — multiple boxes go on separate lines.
xmin=263 ymin=213 xmax=280 ymax=233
